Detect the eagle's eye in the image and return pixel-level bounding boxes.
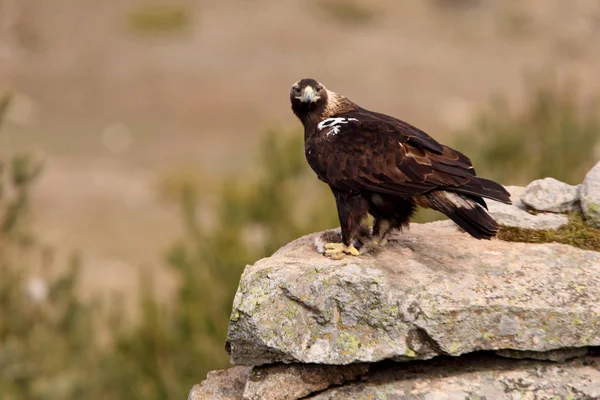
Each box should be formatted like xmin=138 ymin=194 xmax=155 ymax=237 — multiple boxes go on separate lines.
xmin=292 ymin=86 xmax=301 ymax=95
xmin=315 ymin=86 xmax=323 ymax=94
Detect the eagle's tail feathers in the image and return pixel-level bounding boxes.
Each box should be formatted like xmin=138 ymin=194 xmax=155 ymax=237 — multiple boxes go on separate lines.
xmin=427 ymin=191 xmax=499 ymax=239
xmin=445 ymin=177 xmax=512 ymax=205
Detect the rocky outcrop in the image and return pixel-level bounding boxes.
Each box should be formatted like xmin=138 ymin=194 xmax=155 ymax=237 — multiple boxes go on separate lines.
xmin=189 ymin=219 xmax=600 ymax=398
xmin=191 ymin=353 xmax=600 ymax=400
xmin=243 ymin=363 xmax=369 ymax=400
xmin=581 ymin=161 xmax=600 ymax=228
xmin=312 ymin=353 xmax=600 ymax=399
xmin=225 ymin=223 xmax=600 ymax=365
xmin=192 ymin=170 xmax=600 ymax=399
xmin=189 ymin=366 xmax=249 ymax=400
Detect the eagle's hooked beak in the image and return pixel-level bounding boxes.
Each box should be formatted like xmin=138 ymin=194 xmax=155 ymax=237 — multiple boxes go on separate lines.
xmin=297 ymin=86 xmax=320 ymax=103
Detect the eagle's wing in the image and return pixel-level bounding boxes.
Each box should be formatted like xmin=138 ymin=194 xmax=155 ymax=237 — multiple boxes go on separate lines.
xmin=356 ymin=109 xmax=446 ymax=155
xmin=316 ymin=110 xmax=510 ymax=203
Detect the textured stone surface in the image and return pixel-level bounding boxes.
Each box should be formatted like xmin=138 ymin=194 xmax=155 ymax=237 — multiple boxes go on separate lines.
xmin=494 ymin=346 xmax=589 ymax=362
xmin=193 ymin=354 xmax=600 ymax=400
xmin=226 ymin=223 xmax=600 ymax=366
xmin=188 ymin=366 xmax=250 ymax=400
xmin=311 ymin=354 xmax=600 ymax=400
xmin=581 ymin=161 xmax=600 ymax=228
xmin=502 ymin=185 xmax=528 ymax=208
xmin=243 ymin=363 xmax=368 ymax=400
xmin=521 ymin=177 xmax=580 ymax=213
xmin=487 ymin=186 xmax=569 ymax=230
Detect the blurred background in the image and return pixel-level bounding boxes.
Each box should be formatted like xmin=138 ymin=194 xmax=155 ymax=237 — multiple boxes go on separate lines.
xmin=1 ymin=0 xmax=599 ymax=398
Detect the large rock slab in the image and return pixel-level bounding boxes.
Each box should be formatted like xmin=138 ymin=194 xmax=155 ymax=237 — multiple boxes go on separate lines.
xmin=192 ymin=354 xmax=600 ymax=400
xmin=521 ymin=177 xmax=580 ymax=213
xmin=243 ymin=363 xmax=368 ymax=400
xmin=311 ymin=354 xmax=600 ymax=400
xmin=581 ymin=160 xmax=600 ymax=228
xmin=189 ymin=366 xmax=250 ymax=400
xmin=494 ymin=346 xmax=589 ymax=362
xmin=226 ymin=223 xmax=600 ymax=365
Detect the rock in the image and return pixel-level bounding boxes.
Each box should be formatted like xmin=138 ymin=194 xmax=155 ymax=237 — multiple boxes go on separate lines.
xmin=193 ymin=354 xmax=600 ymax=399
xmin=486 ymin=185 xmax=570 ymax=230
xmin=226 ymin=224 xmax=600 ymax=366
xmin=500 ymin=185 xmax=529 ymax=210
xmin=487 ymin=200 xmax=570 ymax=230
xmin=243 ymin=363 xmax=368 ymax=400
xmin=310 ymin=354 xmax=600 ymax=400
xmin=188 ymin=366 xmax=250 ymax=400
xmin=581 ymin=161 xmax=600 ymax=228
xmin=487 ymin=185 xmax=570 ymax=230
xmin=494 ymin=346 xmax=589 ymax=362
xmin=521 ymin=177 xmax=580 ymax=213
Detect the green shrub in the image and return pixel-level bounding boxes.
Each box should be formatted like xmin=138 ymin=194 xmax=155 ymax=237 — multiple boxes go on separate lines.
xmin=108 ymin=129 xmax=338 ymax=399
xmin=0 ymin=151 xmax=103 ymax=399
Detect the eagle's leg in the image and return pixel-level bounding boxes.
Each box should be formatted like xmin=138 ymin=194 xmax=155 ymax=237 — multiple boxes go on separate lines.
xmin=325 ymin=190 xmax=368 ymax=258
xmin=368 ymin=195 xmax=416 ymax=247
xmin=372 ymin=218 xmax=392 ymax=246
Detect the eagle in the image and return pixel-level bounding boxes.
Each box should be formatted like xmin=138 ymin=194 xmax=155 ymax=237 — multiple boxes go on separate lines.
xmin=290 ymin=78 xmax=512 ymax=258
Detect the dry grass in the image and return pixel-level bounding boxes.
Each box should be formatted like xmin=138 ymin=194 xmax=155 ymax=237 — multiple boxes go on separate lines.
xmin=498 ymin=213 xmax=600 ymax=252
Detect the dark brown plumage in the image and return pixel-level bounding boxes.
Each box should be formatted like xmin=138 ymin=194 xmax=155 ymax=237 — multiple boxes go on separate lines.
xmin=290 ymin=78 xmax=512 ymax=257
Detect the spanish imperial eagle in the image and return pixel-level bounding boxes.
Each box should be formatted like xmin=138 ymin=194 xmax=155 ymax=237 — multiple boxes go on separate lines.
xmin=290 ymin=78 xmax=511 ymax=258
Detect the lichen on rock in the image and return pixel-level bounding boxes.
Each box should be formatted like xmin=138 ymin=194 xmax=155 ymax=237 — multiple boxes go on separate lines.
xmin=225 ymin=223 xmax=600 ymax=366
xmin=520 ymin=177 xmax=580 ymax=213
xmin=195 ymin=176 xmax=600 ymax=399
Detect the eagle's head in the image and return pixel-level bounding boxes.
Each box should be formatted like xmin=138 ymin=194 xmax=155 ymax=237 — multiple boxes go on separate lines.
xmin=289 ymin=78 xmax=329 ymax=122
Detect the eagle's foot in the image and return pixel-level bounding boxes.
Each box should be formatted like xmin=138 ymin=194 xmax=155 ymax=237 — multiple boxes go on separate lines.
xmin=324 ymin=242 xmax=360 ymax=259
xmin=376 ymin=238 xmax=388 ymax=247
xmin=369 ymin=236 xmax=388 ymax=247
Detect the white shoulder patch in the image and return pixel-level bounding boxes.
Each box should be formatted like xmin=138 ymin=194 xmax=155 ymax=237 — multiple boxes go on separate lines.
xmin=317 ymin=117 xmax=358 ymax=136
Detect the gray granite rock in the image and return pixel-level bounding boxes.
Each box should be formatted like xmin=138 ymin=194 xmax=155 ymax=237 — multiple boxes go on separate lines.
xmin=495 ymin=346 xmax=589 ymax=362
xmin=487 ymin=200 xmax=569 ymax=230
xmin=581 ymin=161 xmax=600 ymax=228
xmin=188 ymin=366 xmax=250 ymax=400
xmin=487 ymin=185 xmax=570 ymax=230
xmin=193 ymin=355 xmax=600 ymax=400
xmin=311 ymin=354 xmax=600 ymax=400
xmin=226 ymin=224 xmax=600 ymax=366
xmin=243 ymin=363 xmax=368 ymax=400
xmin=521 ymin=177 xmax=580 ymax=213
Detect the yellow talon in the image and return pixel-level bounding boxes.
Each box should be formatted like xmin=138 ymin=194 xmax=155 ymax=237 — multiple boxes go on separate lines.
xmin=324 ymin=242 xmax=360 ymax=258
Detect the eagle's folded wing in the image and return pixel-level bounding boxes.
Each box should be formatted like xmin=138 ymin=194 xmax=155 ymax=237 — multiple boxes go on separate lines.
xmin=317 ymin=114 xmax=510 ymax=204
